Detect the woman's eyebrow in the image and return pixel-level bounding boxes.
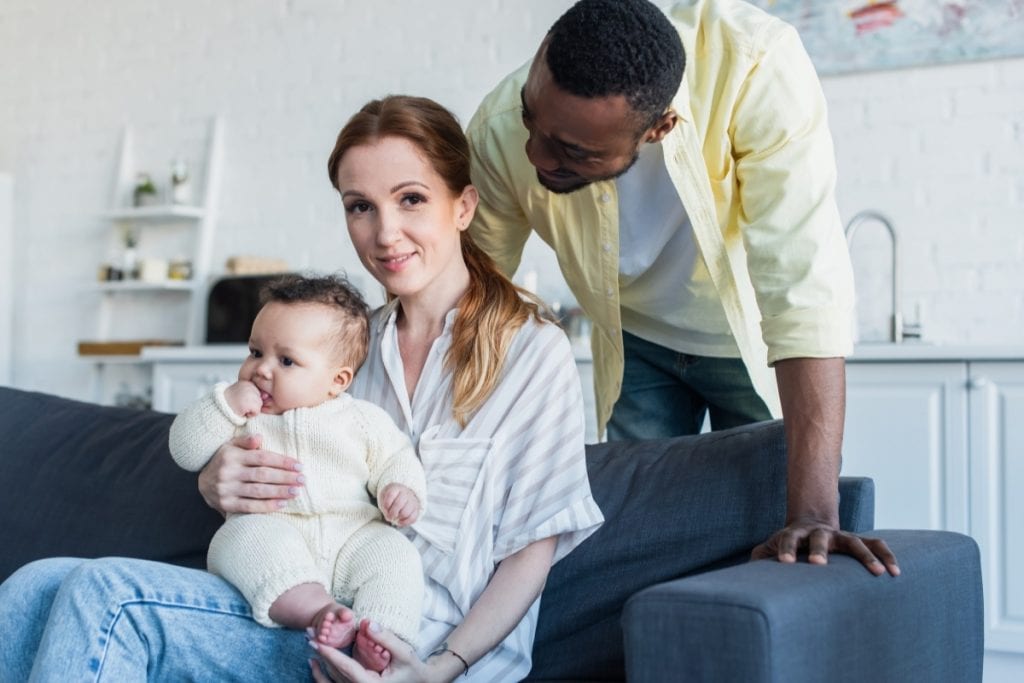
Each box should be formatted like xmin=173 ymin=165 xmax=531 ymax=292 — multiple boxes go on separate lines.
xmin=390 ymin=181 xmax=429 ymax=193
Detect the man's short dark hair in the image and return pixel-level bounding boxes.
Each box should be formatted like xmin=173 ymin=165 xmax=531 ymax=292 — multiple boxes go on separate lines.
xmin=546 ymin=0 xmax=685 ymax=132
xmin=260 ymin=273 xmax=370 ymax=370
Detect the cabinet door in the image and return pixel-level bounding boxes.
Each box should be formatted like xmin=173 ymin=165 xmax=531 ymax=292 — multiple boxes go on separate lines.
xmin=969 ymin=362 xmax=1024 ymax=655
xmin=843 ymin=362 xmax=968 ymax=532
xmin=151 ymin=363 xmax=241 ymax=413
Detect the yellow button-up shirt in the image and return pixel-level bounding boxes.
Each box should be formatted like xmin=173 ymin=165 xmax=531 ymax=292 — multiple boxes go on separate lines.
xmin=467 ymin=0 xmax=854 ymax=435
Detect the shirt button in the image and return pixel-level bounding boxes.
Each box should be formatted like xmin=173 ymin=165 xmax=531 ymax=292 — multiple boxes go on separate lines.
xmin=602 ymin=242 xmax=612 ymax=253
xmin=599 ymin=193 xmax=612 ymax=203
xmin=606 ymin=287 xmax=614 ymax=297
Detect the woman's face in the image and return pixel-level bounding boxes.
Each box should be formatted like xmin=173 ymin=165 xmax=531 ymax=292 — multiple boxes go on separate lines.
xmin=336 ymin=136 xmax=477 ymax=303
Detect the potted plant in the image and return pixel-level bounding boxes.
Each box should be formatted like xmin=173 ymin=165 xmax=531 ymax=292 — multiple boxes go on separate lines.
xmin=132 ymin=172 xmax=159 ymax=207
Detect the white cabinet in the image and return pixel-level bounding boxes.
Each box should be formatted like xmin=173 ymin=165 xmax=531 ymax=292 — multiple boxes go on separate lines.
xmin=576 ymin=358 xmax=598 ymax=444
xmin=968 ymin=362 xmax=1024 ymax=656
xmin=151 ymin=361 xmax=241 ymax=414
xmin=843 ymin=362 xmax=969 ymax=532
xmin=143 ymin=345 xmax=248 ymax=413
xmin=844 ymin=352 xmax=1024 ymax=676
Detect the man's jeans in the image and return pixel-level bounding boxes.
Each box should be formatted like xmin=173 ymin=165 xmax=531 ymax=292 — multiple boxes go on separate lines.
xmin=607 ymin=330 xmax=772 ymax=440
xmin=0 ymin=557 xmax=310 ymax=682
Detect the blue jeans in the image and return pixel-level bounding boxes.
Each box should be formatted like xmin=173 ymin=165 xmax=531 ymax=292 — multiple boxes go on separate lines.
xmin=607 ymin=330 xmax=772 ymax=440
xmin=0 ymin=557 xmax=311 ymax=682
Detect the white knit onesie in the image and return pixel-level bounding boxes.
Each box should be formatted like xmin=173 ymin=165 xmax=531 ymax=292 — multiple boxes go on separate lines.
xmin=169 ymin=385 xmax=427 ymax=645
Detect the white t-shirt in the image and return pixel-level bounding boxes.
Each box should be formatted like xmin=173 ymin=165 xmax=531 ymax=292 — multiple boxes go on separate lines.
xmin=350 ymin=301 xmax=604 ymax=681
xmin=616 ymin=141 xmax=740 ymax=357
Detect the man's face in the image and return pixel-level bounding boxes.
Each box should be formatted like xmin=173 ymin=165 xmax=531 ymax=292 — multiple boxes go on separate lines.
xmin=519 ymin=49 xmax=647 ymax=194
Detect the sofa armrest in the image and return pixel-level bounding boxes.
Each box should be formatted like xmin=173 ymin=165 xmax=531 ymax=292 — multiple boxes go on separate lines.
xmin=838 ymin=476 xmax=874 ymax=532
xmin=622 ymin=530 xmax=983 ymax=683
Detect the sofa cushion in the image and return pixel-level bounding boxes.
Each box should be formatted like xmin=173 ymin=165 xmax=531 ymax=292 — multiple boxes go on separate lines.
xmin=528 ymin=422 xmax=875 ymax=681
xmin=530 ymin=420 xmax=790 ymax=681
xmin=0 ymin=387 xmax=223 ymax=582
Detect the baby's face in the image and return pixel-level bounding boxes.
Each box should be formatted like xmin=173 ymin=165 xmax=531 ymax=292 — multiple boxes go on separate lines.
xmin=238 ymin=302 xmax=351 ymax=415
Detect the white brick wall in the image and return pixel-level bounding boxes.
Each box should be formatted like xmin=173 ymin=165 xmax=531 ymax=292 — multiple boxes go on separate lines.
xmin=826 ymin=59 xmax=1024 ymax=345
xmin=1 ymin=1 xmax=1022 ymax=400
xmin=0 ymin=174 xmax=11 ymax=385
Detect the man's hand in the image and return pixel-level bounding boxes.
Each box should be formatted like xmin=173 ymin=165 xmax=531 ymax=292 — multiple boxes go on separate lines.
xmin=224 ymin=380 xmax=262 ymax=417
xmin=751 ymin=519 xmax=900 ymax=576
xmin=378 ymin=484 xmax=420 ymax=527
xmin=772 ymin=357 xmax=901 ymax=576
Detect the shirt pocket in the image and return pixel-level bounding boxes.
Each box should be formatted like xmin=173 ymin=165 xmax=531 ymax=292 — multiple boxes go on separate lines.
xmin=709 ymin=156 xmax=739 ymax=233
xmin=411 ymin=430 xmax=492 ymax=555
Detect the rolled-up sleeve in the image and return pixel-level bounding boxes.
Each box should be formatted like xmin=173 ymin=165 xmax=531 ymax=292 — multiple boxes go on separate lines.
xmin=731 ymin=25 xmax=854 ymax=364
xmin=490 ymin=323 xmax=604 ymax=564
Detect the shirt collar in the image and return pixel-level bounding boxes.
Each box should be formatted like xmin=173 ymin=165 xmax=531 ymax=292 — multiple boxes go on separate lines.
xmin=375 ymin=299 xmax=460 ymax=336
xmin=665 ymin=2 xmax=700 ymax=124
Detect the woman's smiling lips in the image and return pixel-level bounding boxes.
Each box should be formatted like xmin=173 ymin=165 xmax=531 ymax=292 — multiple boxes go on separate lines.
xmin=378 ymin=252 xmax=416 ymax=272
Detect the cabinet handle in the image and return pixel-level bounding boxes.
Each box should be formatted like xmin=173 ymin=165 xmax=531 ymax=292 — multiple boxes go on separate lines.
xmin=967 ymin=376 xmax=989 ymax=390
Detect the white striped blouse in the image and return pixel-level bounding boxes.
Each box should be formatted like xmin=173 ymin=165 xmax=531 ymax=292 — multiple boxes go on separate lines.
xmin=349 ymin=300 xmax=604 ymax=681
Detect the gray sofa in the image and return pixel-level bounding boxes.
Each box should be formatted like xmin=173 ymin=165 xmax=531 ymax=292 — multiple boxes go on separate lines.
xmin=0 ymin=386 xmax=983 ymax=681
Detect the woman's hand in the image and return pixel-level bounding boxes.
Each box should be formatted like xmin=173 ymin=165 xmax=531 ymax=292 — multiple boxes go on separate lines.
xmin=197 ymin=434 xmax=304 ymax=514
xmin=309 ymin=621 xmax=444 ymax=683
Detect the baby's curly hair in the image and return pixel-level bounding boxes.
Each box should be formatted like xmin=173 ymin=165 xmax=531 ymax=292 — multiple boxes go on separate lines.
xmin=546 ymin=0 xmax=685 ymax=133
xmin=260 ymin=273 xmax=370 ymax=370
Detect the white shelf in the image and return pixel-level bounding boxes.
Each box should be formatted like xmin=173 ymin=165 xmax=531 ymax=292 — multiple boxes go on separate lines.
xmin=100 ymin=205 xmax=205 ymax=222
xmin=85 ymin=116 xmax=224 ymax=406
xmin=77 ymin=354 xmax=152 ymax=365
xmin=93 ymin=280 xmax=198 ymax=293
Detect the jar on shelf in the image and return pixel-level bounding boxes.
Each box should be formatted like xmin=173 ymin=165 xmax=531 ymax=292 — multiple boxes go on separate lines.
xmin=168 ymin=257 xmax=193 ymax=281
xmin=170 ymin=159 xmax=192 ymax=205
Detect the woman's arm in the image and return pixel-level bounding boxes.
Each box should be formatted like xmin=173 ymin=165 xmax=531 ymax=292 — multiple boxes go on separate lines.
xmin=197 ymin=434 xmax=304 ymax=514
xmin=312 ymin=535 xmax=558 ymax=683
xmin=432 ymin=535 xmax=557 ymax=678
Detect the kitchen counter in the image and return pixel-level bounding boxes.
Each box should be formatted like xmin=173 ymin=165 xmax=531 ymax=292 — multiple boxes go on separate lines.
xmin=140 ymin=342 xmax=1024 ymax=364
xmin=141 ymin=344 xmax=249 ymax=362
xmin=848 ymin=343 xmax=1024 ymax=362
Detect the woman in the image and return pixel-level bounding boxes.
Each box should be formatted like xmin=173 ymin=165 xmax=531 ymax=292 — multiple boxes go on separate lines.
xmin=0 ymin=96 xmax=603 ymax=682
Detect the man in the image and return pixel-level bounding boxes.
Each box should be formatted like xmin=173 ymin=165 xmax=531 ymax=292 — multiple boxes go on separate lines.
xmin=467 ymin=0 xmax=898 ymax=574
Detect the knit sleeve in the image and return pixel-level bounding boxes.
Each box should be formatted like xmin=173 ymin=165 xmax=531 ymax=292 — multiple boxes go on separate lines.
xmin=358 ymin=401 xmax=427 ymax=514
xmin=169 ymin=382 xmax=246 ymax=472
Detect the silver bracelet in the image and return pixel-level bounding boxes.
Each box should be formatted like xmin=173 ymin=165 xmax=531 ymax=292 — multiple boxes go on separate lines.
xmin=429 ymin=641 xmax=469 ymax=676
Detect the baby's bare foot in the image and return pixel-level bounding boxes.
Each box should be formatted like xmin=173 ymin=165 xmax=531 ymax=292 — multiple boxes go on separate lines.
xmin=353 ymin=621 xmax=392 ymax=673
xmin=312 ymin=604 xmax=356 ymax=649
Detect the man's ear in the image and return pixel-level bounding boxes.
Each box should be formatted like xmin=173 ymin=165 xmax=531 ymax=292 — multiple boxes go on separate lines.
xmin=642 ymin=109 xmax=679 ymax=144
xmin=330 ymin=366 xmax=355 ymax=396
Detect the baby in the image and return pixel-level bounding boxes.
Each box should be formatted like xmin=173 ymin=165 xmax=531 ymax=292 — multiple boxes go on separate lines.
xmin=169 ymin=273 xmax=425 ymax=670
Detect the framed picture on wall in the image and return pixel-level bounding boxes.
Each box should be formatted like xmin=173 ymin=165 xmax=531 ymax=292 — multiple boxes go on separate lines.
xmin=748 ymin=1 xmax=1024 ymax=75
